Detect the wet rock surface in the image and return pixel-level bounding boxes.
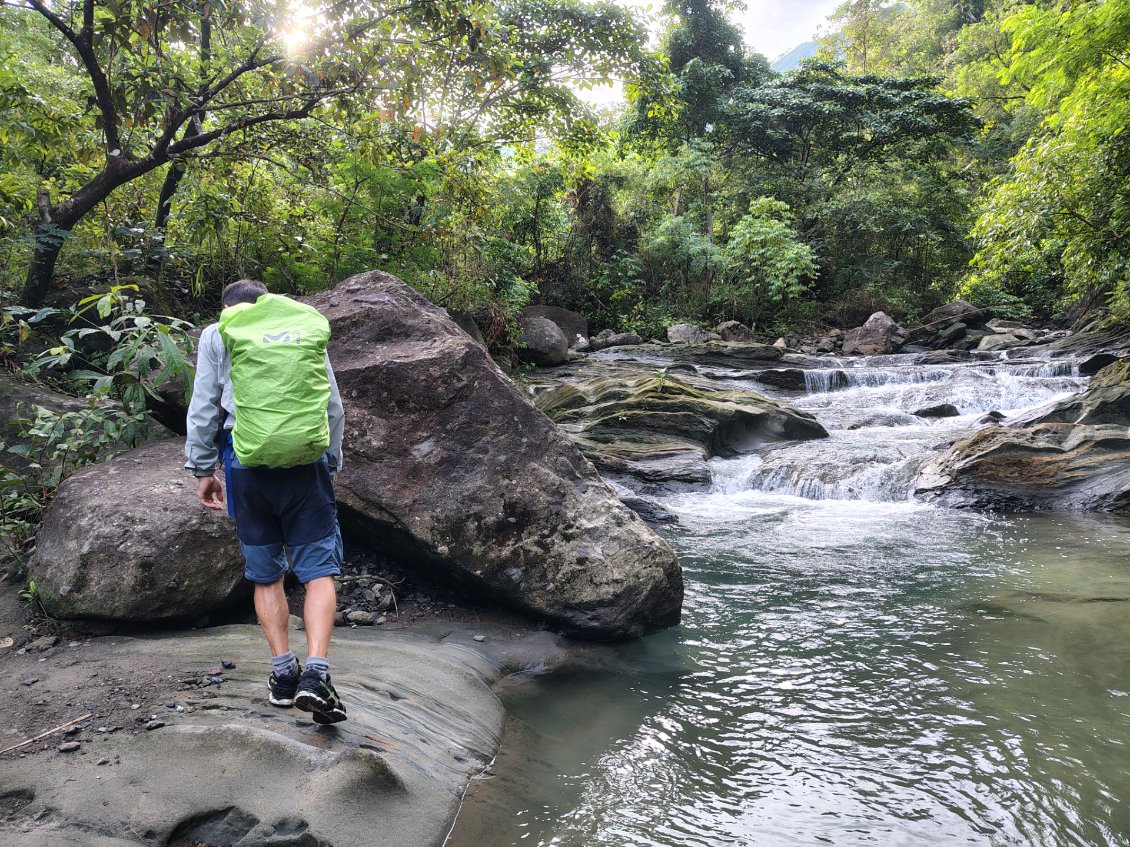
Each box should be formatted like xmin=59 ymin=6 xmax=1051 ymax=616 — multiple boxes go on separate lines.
xmin=0 ymin=626 xmax=511 ymax=847
xmin=914 ymin=358 xmax=1130 ymax=511
xmin=535 ymin=369 xmax=827 ymax=488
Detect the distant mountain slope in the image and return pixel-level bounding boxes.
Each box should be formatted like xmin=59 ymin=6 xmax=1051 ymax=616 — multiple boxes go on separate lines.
xmin=772 ymin=40 xmax=819 ymax=73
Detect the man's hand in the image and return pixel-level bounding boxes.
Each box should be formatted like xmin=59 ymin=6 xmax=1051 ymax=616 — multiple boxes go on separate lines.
xmin=197 ymin=475 xmax=225 ymax=510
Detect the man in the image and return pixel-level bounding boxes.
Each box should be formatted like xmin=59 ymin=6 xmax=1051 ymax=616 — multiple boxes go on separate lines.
xmin=185 ymin=279 xmax=348 ymax=724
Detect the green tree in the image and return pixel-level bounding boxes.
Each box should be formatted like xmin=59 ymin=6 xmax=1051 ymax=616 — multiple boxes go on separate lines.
xmin=720 ymin=197 xmax=816 ymax=325
xmin=965 ymin=0 xmax=1130 ymax=316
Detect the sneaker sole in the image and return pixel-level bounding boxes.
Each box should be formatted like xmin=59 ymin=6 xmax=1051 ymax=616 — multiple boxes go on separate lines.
xmin=294 ymin=690 xmax=347 ymax=724
xmin=268 ymin=692 xmax=296 ymax=707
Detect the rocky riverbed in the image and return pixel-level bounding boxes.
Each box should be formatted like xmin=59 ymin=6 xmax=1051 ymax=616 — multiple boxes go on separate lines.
xmin=0 ymin=577 xmax=610 ymax=847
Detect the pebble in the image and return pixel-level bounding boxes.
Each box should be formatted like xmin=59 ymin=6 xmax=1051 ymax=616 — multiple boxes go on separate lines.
xmin=20 ymin=678 xmax=39 ymax=687
xmin=64 ymin=726 xmax=81 ymax=736
xmin=220 ymin=659 xmax=235 ymax=669
xmin=376 ymin=615 xmax=388 ymax=625
xmin=96 ymin=758 xmax=110 ymax=766
xmin=473 ymin=635 xmax=487 ymax=642
xmin=145 ymin=720 xmax=165 ymax=731
xmin=346 ymin=610 xmax=374 ymax=625
xmin=57 ymin=742 xmax=80 ymax=752
xmin=131 ymin=704 xmax=141 ymax=710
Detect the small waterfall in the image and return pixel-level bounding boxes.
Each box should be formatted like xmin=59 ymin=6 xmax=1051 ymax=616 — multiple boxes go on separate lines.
xmin=803 ymin=366 xmax=957 ymax=393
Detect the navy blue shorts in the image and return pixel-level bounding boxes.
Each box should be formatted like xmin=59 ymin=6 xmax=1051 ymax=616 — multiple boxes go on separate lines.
xmin=225 ymin=445 xmax=343 ymax=585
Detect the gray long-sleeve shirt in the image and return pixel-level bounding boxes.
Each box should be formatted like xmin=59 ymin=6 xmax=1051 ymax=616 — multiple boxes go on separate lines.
xmin=184 ymin=323 xmax=345 ymax=476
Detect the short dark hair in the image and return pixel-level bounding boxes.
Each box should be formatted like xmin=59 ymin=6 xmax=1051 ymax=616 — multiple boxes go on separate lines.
xmin=222 ymin=279 xmax=268 ymax=307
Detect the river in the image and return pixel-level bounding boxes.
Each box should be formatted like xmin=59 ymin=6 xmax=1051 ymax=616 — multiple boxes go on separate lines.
xmin=447 ymin=349 xmax=1130 ymax=847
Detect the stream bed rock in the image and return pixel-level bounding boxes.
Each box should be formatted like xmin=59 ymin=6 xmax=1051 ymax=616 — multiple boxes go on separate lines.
xmin=913 ymin=358 xmax=1130 ymax=511
xmin=535 ymin=372 xmax=828 ymax=487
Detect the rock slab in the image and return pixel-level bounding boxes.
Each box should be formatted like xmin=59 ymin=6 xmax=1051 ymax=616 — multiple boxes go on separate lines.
xmin=0 ymin=626 xmax=504 ymax=847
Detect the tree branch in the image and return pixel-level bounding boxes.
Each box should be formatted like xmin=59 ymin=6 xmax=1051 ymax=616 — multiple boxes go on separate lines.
xmin=27 ymin=0 xmax=124 ymax=156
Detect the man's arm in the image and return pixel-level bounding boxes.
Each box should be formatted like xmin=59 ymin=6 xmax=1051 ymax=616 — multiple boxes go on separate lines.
xmin=326 ymin=354 xmax=344 ymax=476
xmin=185 ymin=326 xmax=226 ymax=508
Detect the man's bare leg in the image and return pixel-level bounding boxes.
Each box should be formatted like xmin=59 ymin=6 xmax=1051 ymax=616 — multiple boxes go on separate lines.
xmin=303 ymin=576 xmax=336 ymax=660
xmin=254 ymin=578 xmax=290 ymax=656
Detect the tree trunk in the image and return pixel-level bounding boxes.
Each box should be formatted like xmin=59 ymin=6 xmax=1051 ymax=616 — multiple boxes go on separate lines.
xmin=23 ymin=229 xmax=66 ymax=307
xmin=21 ymin=159 xmax=163 ymax=307
xmin=155 ymin=159 xmax=189 ymax=231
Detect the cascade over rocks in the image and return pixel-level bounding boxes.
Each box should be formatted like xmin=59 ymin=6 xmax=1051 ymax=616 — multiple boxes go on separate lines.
xmin=29 ymin=439 xmax=247 ymax=621
xmin=536 ymin=371 xmax=828 ymax=487
xmin=307 ymin=271 xmax=683 ymax=639
xmin=913 ymin=358 xmax=1130 ymax=511
xmin=842 ymin=312 xmax=907 ymax=355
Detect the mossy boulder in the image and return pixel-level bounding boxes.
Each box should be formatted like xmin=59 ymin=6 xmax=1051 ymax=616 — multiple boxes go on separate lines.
xmin=537 ymin=374 xmax=828 ymax=486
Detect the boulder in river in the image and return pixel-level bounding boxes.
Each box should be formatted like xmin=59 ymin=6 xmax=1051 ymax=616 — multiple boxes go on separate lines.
xmin=842 ymin=312 xmax=907 ymax=356
xmin=668 ymin=323 xmax=720 ymax=344
xmin=536 ymin=372 xmax=828 ymax=487
xmin=516 ymin=314 xmax=569 ymax=366
xmin=913 ymin=359 xmax=1130 ymax=511
xmin=521 ymin=305 xmax=588 ymax=345
xmin=913 ymin=403 xmax=960 ymax=418
xmin=922 ymin=300 xmax=986 ymax=328
xmin=307 ymin=271 xmax=683 ymax=639
xmin=752 ymin=368 xmax=808 ymax=391
xmin=590 ymin=330 xmax=643 ymax=351
xmin=29 ymin=439 xmax=247 ymax=621
xmin=717 ymin=320 xmax=755 ymax=343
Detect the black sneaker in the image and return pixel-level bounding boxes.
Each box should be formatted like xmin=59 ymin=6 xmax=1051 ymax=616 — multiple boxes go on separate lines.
xmin=267 ymin=666 xmax=301 ymax=707
xmin=294 ymin=670 xmax=347 ymax=724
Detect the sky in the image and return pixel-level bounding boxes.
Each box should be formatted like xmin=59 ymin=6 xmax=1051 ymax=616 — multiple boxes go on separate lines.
xmin=580 ymin=0 xmax=842 ymax=105
xmin=735 ymin=0 xmax=844 ymax=61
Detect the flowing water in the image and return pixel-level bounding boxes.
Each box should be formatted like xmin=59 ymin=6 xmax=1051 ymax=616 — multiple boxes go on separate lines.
xmin=447 ymin=351 xmax=1130 ymax=847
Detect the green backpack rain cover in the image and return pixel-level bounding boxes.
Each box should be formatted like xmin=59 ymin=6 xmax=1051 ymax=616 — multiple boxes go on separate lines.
xmin=218 ymin=293 xmax=332 ymax=468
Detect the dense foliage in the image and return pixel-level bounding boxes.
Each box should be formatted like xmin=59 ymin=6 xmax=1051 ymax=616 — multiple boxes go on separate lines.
xmin=1 ymin=0 xmax=1126 ymax=337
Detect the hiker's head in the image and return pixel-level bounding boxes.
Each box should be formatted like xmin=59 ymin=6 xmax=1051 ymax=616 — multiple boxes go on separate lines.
xmin=222 ymin=279 xmax=268 ymax=307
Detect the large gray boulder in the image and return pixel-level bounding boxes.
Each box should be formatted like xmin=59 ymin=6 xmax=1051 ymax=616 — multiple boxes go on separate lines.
xmin=913 ymin=359 xmax=1130 ymax=511
xmin=716 ymin=320 xmax=755 ymax=342
xmin=308 ymin=271 xmax=683 ymax=639
xmin=922 ymin=300 xmax=987 ymax=328
xmin=29 ymin=439 xmax=246 ymax=621
xmin=516 ymin=314 xmax=568 ymax=366
xmin=522 ymin=305 xmax=588 ymax=345
xmin=589 ymin=330 xmax=643 ymax=351
xmin=842 ymin=312 xmax=907 ymax=356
